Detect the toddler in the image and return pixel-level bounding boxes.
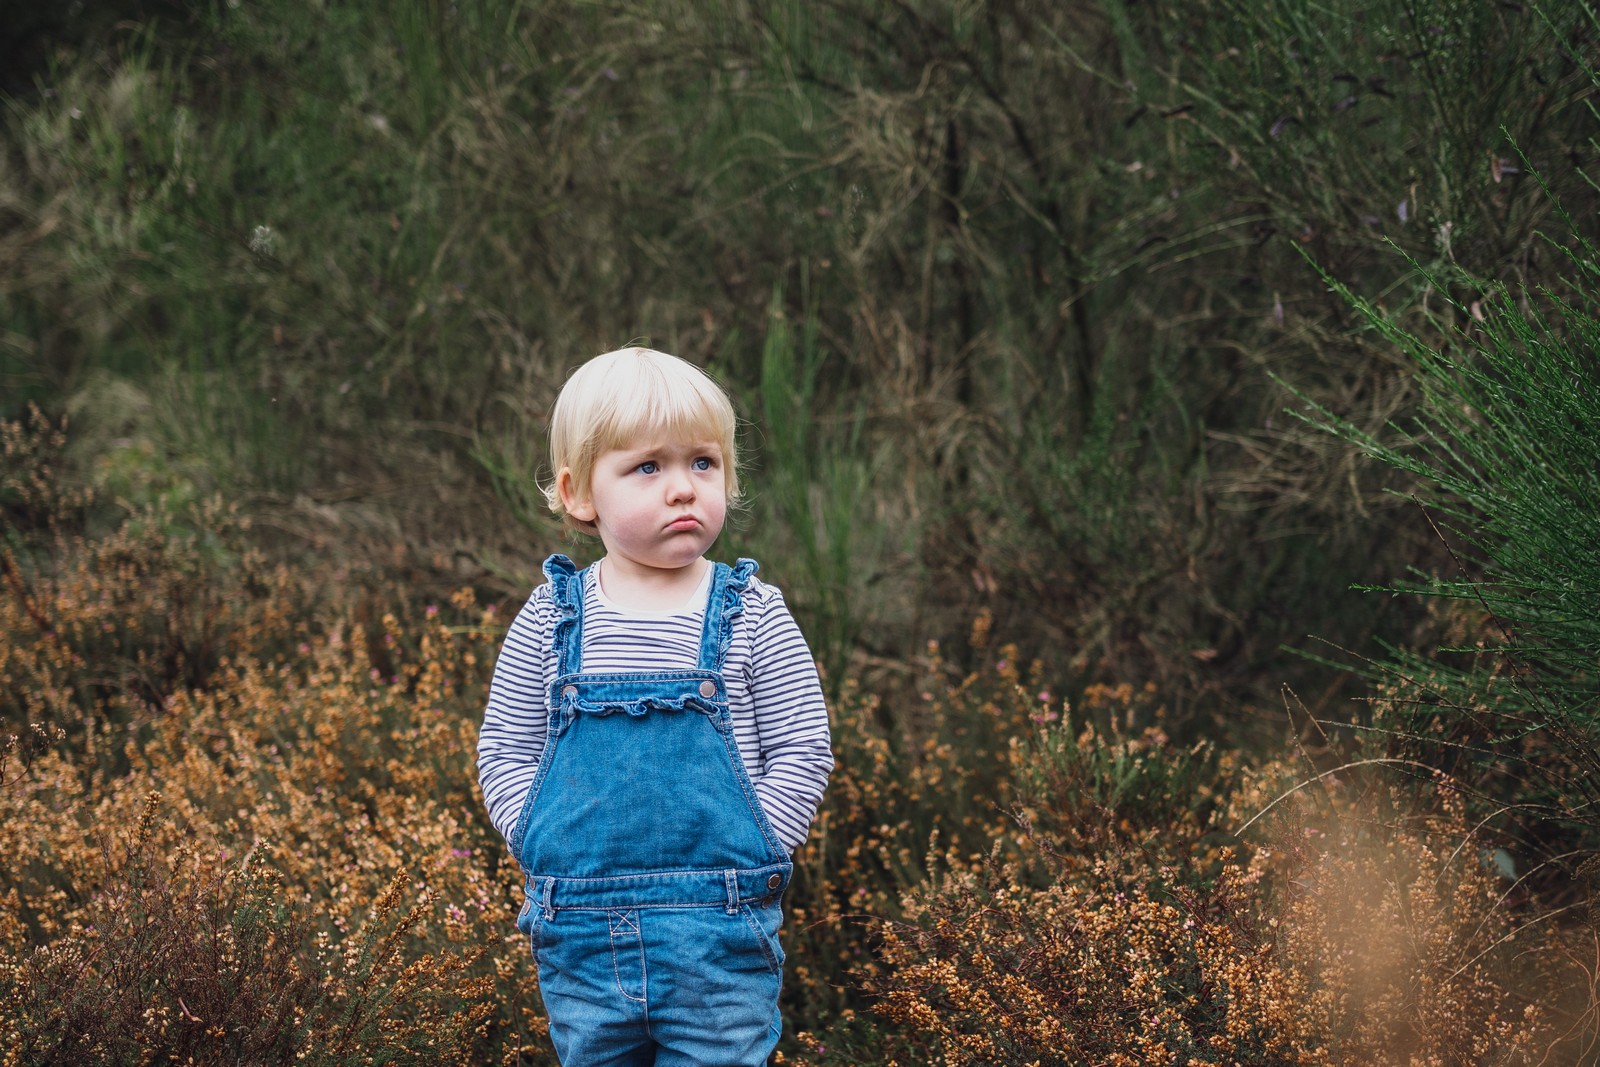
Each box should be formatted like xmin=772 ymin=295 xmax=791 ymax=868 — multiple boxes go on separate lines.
xmin=477 ymin=347 xmax=834 ymax=1065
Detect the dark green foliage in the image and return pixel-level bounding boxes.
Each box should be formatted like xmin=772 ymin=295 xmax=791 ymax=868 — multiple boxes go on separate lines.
xmin=0 ymin=0 xmax=1592 ymax=823
xmin=13 ymin=0 xmax=1592 ymax=716
xmin=1303 ymin=218 xmax=1600 ymax=852
xmin=1349 ymin=266 xmax=1599 ymax=714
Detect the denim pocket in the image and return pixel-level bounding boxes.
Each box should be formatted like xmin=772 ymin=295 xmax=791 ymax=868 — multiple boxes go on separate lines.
xmin=516 ymin=894 xmax=548 ymax=956
xmin=739 ymin=903 xmax=786 ymax=977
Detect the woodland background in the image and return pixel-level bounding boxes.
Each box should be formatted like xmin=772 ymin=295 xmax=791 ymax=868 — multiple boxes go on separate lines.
xmin=3 ymin=1 xmax=1599 ymax=1063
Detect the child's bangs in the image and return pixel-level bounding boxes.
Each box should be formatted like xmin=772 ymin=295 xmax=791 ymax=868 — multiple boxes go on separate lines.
xmin=592 ymin=374 xmax=733 ymax=455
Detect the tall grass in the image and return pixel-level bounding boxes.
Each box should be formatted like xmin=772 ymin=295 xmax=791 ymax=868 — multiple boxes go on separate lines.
xmin=743 ymin=286 xmax=896 ymax=690
xmin=16 ymin=0 xmax=1581 ymax=706
xmin=4 ymin=0 xmax=1588 ymax=716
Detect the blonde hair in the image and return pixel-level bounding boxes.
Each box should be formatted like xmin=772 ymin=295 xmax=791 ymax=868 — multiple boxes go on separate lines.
xmin=545 ymin=347 xmax=741 ymax=533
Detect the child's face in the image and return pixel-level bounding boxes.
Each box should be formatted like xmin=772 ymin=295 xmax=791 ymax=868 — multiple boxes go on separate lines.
xmin=564 ymin=437 xmax=728 ymax=576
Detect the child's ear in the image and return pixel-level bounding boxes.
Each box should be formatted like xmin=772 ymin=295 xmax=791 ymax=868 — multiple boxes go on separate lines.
xmin=557 ymin=467 xmax=597 ymax=523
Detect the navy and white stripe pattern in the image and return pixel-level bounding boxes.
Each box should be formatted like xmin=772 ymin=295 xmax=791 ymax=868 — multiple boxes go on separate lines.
xmin=477 ymin=565 xmax=834 ymax=856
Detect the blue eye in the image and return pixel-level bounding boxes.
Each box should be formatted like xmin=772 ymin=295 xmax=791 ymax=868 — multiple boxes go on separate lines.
xmin=692 ymin=457 xmax=713 ymax=471
xmin=637 ymin=461 xmax=658 ymax=475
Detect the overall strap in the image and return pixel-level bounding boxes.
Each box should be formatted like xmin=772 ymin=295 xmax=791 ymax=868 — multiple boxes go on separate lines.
xmin=543 ymin=553 xmax=587 ymax=677
xmin=697 ymin=558 xmax=759 ymax=672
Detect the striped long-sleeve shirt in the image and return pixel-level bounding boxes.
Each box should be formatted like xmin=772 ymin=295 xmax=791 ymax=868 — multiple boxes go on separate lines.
xmin=476 ymin=562 xmax=834 ymax=857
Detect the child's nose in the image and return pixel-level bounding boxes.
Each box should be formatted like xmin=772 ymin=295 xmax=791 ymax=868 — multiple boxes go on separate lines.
xmin=664 ymin=466 xmax=695 ymax=502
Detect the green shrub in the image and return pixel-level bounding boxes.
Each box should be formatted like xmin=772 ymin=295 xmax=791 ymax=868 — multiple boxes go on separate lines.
xmin=1298 ymin=167 xmax=1600 ymax=869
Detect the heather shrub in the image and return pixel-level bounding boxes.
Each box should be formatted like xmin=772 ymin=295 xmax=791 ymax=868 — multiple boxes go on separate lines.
xmin=786 ymin=678 xmax=1255 ymax=1063
xmin=1248 ymin=771 xmax=1576 ymax=1064
xmin=1011 ymin=681 xmax=1232 ymax=858
xmin=858 ymin=856 xmax=1327 ymax=1067
xmin=1 ymin=407 xmax=306 ymax=735
xmin=0 ymin=795 xmax=491 ymax=1067
xmin=782 ymin=626 xmax=1048 ymax=1021
xmin=832 ymin=700 xmax=1312 ymax=1066
xmin=0 ymin=413 xmax=544 ymax=1064
xmin=0 ymin=665 xmax=521 ymax=1065
xmin=7 ymin=406 xmax=1597 ymax=1063
xmin=846 ymin=814 xmax=1568 ymax=1065
xmin=802 ymin=754 xmax=1577 ymax=1067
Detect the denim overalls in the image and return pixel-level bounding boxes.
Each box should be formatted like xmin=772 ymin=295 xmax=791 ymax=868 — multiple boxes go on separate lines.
xmin=513 ymin=555 xmax=792 ymax=1066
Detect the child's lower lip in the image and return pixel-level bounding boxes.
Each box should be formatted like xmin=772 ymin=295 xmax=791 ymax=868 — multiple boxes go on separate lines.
xmin=667 ymin=517 xmax=699 ymax=530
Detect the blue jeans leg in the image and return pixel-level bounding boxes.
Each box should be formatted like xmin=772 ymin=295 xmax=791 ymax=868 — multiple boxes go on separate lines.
xmin=535 ymin=908 xmax=653 ymax=1066
xmin=644 ymin=904 xmax=784 ymax=1067
xmin=533 ymin=903 xmax=784 ymax=1067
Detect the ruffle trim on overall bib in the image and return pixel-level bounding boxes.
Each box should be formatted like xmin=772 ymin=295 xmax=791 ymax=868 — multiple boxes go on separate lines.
xmin=541 ymin=552 xmax=760 ymax=720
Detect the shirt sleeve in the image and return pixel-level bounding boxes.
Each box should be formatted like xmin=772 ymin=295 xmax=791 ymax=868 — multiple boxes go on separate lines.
xmin=743 ymin=582 xmax=835 ymax=853
xmin=476 ymin=584 xmax=557 ymax=849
